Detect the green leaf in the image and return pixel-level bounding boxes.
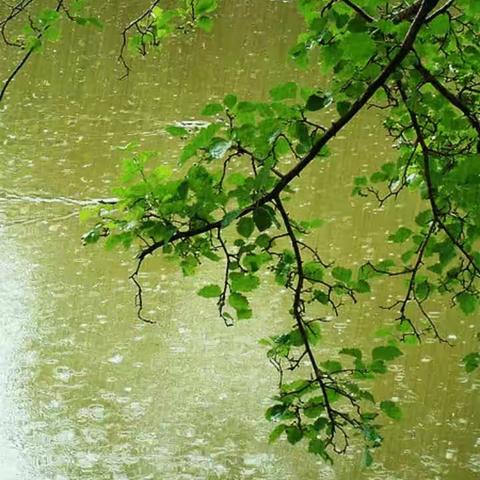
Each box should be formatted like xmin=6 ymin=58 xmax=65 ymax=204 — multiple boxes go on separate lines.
xmin=237 ymin=217 xmax=255 ymax=238
xmin=304 ymin=404 xmax=324 ymax=418
xmin=322 ymin=360 xmax=342 ymax=373
xmin=223 ymin=94 xmax=237 ymax=109
xmin=463 ymin=352 xmax=480 ymax=373
xmin=39 ymin=8 xmax=60 ymax=24
xmin=44 ymin=26 xmax=60 ymax=42
xmin=336 ymin=101 xmax=351 ymax=117
xmin=370 ymin=359 xmax=387 ymax=374
xmin=304 ymin=262 xmax=324 ymax=281
xmin=313 ymin=290 xmax=329 ymax=304
xmin=355 ymin=279 xmax=371 ymax=293
xmin=354 ymin=175 xmax=368 ymax=186
xmin=201 ymin=103 xmax=223 ymax=116
xmin=229 ymin=292 xmax=248 ymax=309
xmin=306 ymin=93 xmax=329 ymax=111
xmin=255 ymin=233 xmax=271 ymax=248
xmin=340 ymin=348 xmax=362 ymax=360
xmin=457 ymin=292 xmax=477 ymax=315
xmin=180 ymin=123 xmax=220 ymax=164
xmin=429 ymin=14 xmax=450 ymax=36
xmin=209 ymin=139 xmax=232 ymax=159
xmin=362 ymin=448 xmax=374 ymax=468
xmin=372 ymin=346 xmax=403 ymax=362
xmin=370 ymin=171 xmax=386 ymax=183
xmin=308 ymin=438 xmax=326 ymax=455
xmin=166 ymin=125 xmax=188 ymax=137
xmin=268 ymin=424 xmax=286 ymax=443
xmin=243 ymin=252 xmax=271 ymax=272
xmin=230 ymin=272 xmax=260 ymax=292
xmin=221 ymin=209 xmax=241 ymax=227
xmin=287 ymin=328 xmax=304 ymax=347
xmin=286 ymin=426 xmax=303 ymax=444
xmin=82 ymin=228 xmax=101 ymax=245
xmin=197 ymin=284 xmax=222 ymax=298
xmin=342 ymin=32 xmax=376 ymax=62
xmin=253 ymin=207 xmax=272 ymax=231
xmin=415 ymin=281 xmax=429 ymax=301
xmin=236 ymin=308 xmax=253 ymax=320
xmin=265 ymin=404 xmax=287 ymax=421
xmin=195 ymin=0 xmax=217 ymax=15
xmin=306 ymin=322 xmax=322 ymax=345
xmin=332 ymin=267 xmax=352 ymax=283
xmin=269 ymin=81 xmax=297 ymax=101
xmin=197 ymin=15 xmax=214 ymax=32
xmin=380 ymin=400 xmax=402 ymax=421
xmin=313 ymin=417 xmax=329 ymax=432
xmin=415 ymin=210 xmax=433 ymax=227
xmin=79 ymin=206 xmax=100 ymax=223
xmin=85 ymin=16 xmax=103 ymax=29
xmin=389 ymin=227 xmax=412 ymax=243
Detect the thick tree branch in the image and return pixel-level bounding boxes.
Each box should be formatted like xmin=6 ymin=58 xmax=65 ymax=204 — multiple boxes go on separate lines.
xmin=392 ymin=0 xmax=422 ymax=23
xmin=426 ymin=0 xmax=454 ymax=22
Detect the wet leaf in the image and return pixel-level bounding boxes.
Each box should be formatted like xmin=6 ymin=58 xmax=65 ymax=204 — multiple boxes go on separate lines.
xmin=380 ymin=400 xmax=402 ymax=421
xmin=197 ymin=284 xmax=222 ymax=298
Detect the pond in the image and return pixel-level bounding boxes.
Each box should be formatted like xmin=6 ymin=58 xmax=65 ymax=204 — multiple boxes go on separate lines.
xmin=0 ymin=1 xmax=478 ymax=479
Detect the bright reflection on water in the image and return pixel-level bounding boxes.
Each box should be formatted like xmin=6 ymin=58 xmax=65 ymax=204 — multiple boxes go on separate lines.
xmin=0 ymin=1 xmax=479 ymax=479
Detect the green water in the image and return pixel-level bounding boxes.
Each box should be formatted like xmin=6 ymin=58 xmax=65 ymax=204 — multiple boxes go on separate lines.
xmin=0 ymin=1 xmax=478 ymax=479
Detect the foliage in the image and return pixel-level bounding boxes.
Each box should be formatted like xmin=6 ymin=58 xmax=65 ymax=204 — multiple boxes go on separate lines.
xmin=0 ymin=0 xmax=103 ymax=101
xmin=3 ymin=0 xmax=479 ymax=465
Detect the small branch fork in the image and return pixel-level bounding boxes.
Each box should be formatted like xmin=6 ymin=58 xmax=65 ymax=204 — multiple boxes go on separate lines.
xmin=397 ymin=82 xmax=480 ymax=277
xmin=0 ymin=0 xmax=73 ymax=103
xmin=118 ymin=0 xmax=162 ymax=79
xmin=0 ymin=0 xmax=36 ymax=47
xmin=275 ymin=195 xmax=346 ymax=453
xmin=414 ymin=59 xmax=480 ymax=153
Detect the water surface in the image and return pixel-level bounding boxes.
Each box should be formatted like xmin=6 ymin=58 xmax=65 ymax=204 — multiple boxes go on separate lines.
xmin=0 ymin=1 xmax=478 ymax=479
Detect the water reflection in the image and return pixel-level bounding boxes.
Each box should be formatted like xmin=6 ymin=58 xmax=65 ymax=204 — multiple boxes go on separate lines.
xmin=0 ymin=1 xmax=478 ymax=479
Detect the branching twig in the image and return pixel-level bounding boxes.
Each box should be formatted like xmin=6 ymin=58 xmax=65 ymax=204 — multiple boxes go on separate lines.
xmin=136 ymin=0 xmax=439 ymax=264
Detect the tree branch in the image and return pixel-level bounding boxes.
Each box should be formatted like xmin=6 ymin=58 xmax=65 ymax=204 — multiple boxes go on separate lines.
xmin=414 ymin=60 xmax=480 ymax=151
xmin=398 ymin=82 xmax=480 ymax=276
xmin=0 ymin=0 xmax=65 ymax=103
xmin=118 ymin=0 xmax=162 ymax=79
xmin=135 ymin=0 xmax=439 ymax=264
xmin=341 ymin=0 xmax=376 ymax=22
xmin=274 ymin=195 xmax=338 ymax=447
xmin=426 ymin=0 xmax=454 ymax=22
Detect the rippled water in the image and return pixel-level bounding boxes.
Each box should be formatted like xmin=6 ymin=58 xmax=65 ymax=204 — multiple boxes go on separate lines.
xmin=0 ymin=1 xmax=479 ymax=479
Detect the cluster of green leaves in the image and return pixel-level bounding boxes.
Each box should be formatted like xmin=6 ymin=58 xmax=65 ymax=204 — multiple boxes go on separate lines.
xmin=10 ymin=0 xmax=101 ymax=53
xmin=82 ymin=85 xmax=334 ymax=322
xmin=347 ymin=2 xmax=479 ymax=350
xmin=291 ymin=0 xmax=398 ymax=114
xmin=80 ymin=0 xmax=480 ymax=464
xmin=82 ymin=78 xmax=408 ymax=460
xmin=261 ymin=330 xmax=407 ymax=461
xmin=127 ymin=0 xmax=218 ymax=55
